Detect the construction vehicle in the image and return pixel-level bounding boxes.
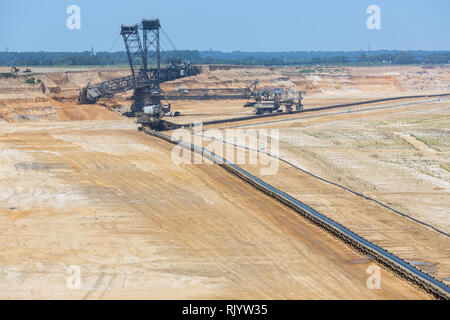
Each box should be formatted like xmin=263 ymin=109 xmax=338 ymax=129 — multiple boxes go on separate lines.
xmin=164 ymin=81 xmax=303 ymax=115
xmin=79 ymin=18 xmax=303 ymax=130
xmin=164 ymin=80 xmax=260 ymax=100
xmin=78 ymin=19 xmax=199 ymax=110
xmin=10 ymin=66 xmax=20 ymax=74
xmin=244 ymin=87 xmax=303 ymax=114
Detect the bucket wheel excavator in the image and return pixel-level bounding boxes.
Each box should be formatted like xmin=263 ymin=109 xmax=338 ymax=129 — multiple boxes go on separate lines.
xmin=79 ymin=18 xmax=303 ymax=131
xmin=78 ymin=19 xmax=199 ymax=119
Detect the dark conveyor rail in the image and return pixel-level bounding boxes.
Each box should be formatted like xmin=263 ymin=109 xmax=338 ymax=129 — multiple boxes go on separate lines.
xmin=141 ymin=126 xmax=450 ymax=300
xmin=190 ymin=130 xmax=450 ymax=239
xmin=173 ymin=92 xmax=450 ymax=129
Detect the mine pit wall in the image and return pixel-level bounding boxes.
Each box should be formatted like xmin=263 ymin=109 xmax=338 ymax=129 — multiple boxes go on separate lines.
xmin=163 ymin=65 xmax=450 ymax=97
xmin=1 ymin=65 xmax=449 ymax=122
xmin=0 ymin=69 xmax=131 ymax=102
xmin=0 ymin=69 xmax=132 ymax=122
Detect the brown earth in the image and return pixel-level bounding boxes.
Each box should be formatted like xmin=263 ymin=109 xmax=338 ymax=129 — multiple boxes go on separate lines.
xmin=0 ymin=121 xmax=428 ymax=299
xmin=184 ymin=97 xmax=450 ymax=286
xmin=0 ymin=65 xmax=448 ymax=299
xmin=1 ymin=64 xmax=449 ymax=123
xmin=0 ymin=67 xmax=131 ymax=122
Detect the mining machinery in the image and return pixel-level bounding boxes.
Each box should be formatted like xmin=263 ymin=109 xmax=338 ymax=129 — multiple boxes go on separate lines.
xmin=78 ymin=19 xmax=199 ymax=113
xmin=79 ymin=18 xmax=303 ymax=130
xmin=243 ymin=86 xmax=303 ymax=115
xmin=10 ymin=66 xmax=20 ymax=74
xmin=164 ymin=81 xmax=303 ymax=115
xmin=136 ymin=80 xmax=303 ymax=129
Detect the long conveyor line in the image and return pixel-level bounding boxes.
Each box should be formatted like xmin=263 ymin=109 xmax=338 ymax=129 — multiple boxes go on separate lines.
xmin=141 ymin=126 xmax=450 ymax=300
xmin=190 ymin=123 xmax=450 ymax=238
xmin=168 ymin=92 xmax=450 ymax=129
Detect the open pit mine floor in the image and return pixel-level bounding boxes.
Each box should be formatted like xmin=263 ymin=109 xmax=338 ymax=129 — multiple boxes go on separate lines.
xmin=0 ymin=120 xmax=430 ymax=299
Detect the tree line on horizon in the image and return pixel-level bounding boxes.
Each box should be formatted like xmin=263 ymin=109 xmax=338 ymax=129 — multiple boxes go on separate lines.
xmin=0 ymin=50 xmax=449 ymax=67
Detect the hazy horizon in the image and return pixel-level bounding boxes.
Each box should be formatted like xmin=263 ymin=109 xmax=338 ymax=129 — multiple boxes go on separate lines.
xmin=2 ymin=49 xmax=450 ymax=54
xmin=1 ymin=0 xmax=449 ymax=52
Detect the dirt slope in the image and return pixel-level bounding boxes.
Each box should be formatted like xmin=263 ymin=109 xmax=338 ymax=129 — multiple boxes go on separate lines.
xmin=191 ymin=98 xmax=450 ymax=285
xmin=1 ymin=65 xmax=449 ymax=122
xmin=0 ymin=121 xmax=428 ymax=299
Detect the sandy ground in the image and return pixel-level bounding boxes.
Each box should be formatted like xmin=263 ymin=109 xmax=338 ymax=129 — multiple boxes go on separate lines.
xmin=0 ymin=65 xmax=448 ymax=299
xmin=1 ymin=64 xmax=449 ymax=123
xmin=187 ymin=97 xmax=450 ymax=286
xmin=0 ymin=120 xmax=428 ymax=299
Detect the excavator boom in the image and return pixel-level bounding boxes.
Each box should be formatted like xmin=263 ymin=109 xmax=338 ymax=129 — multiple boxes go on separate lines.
xmin=78 ymin=19 xmax=198 ymax=105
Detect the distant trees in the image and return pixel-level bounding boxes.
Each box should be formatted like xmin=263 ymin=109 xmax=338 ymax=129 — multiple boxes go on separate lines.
xmin=0 ymin=50 xmax=448 ymax=67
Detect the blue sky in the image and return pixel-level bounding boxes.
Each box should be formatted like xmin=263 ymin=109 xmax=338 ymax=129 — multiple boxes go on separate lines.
xmin=0 ymin=0 xmax=449 ymax=52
